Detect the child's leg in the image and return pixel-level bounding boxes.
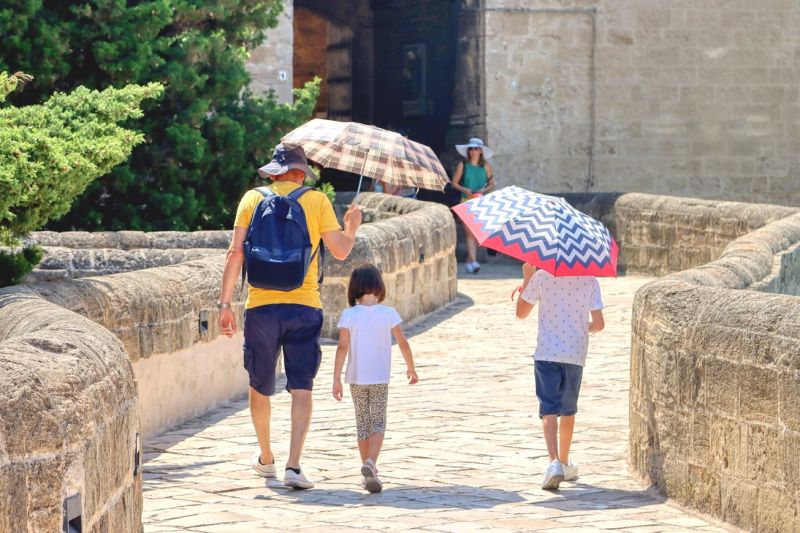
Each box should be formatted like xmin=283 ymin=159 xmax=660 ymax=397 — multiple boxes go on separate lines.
xmin=367 ymin=384 xmax=389 ymax=464
xmin=465 ymin=232 xmax=478 ymax=263
xmin=541 ymin=415 xmax=559 ymax=462
xmin=350 ymin=385 xmax=371 ymax=463
xmin=559 ymin=415 xmax=575 ymax=464
xmin=558 ymin=363 xmax=583 ymax=464
xmin=535 ymin=361 xmax=564 ymax=462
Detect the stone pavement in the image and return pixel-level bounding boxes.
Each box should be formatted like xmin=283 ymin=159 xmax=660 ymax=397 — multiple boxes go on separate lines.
xmin=142 ymin=264 xmax=739 ymax=532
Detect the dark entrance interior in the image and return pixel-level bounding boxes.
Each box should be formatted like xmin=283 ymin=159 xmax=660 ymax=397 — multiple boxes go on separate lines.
xmin=293 ymin=0 xmax=461 ymax=199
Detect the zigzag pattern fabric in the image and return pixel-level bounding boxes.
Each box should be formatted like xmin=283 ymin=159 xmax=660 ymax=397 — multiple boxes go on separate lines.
xmin=281 ymin=118 xmax=449 ymax=191
xmin=452 ymin=186 xmax=618 ymax=277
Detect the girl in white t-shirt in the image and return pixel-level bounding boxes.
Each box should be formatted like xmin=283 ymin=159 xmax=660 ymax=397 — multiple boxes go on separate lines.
xmin=332 ymin=264 xmax=418 ymax=493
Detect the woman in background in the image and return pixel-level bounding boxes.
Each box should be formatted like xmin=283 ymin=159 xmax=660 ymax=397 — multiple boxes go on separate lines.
xmin=451 ymin=137 xmax=495 ymax=273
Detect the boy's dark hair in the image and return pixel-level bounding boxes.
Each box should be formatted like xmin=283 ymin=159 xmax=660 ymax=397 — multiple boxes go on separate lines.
xmin=348 ymin=264 xmax=386 ymax=306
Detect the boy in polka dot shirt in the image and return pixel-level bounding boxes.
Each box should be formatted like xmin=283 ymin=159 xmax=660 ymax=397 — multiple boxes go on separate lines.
xmin=516 ymin=263 xmax=605 ymax=490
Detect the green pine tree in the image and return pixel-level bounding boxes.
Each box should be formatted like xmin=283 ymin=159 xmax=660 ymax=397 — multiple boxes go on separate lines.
xmin=0 ymin=71 xmax=163 ymax=286
xmin=0 ymin=1 xmax=319 ymax=231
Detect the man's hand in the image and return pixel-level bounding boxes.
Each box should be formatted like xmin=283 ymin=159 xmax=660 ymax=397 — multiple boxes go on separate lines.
xmin=332 ymin=379 xmax=344 ymax=401
xmin=407 ymin=368 xmax=419 ymax=385
xmin=343 ymin=203 xmax=362 ymax=235
xmin=219 ymin=308 xmax=236 ymax=338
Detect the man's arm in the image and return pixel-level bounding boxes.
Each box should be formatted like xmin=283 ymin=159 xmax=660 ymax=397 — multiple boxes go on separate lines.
xmin=322 ymin=203 xmax=362 ymax=259
xmin=218 ymin=226 xmax=247 ymax=337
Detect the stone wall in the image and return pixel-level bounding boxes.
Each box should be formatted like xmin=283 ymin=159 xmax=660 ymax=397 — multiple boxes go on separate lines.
xmin=626 ymin=197 xmax=800 ymax=531
xmin=245 ymin=0 xmax=294 ymax=102
xmin=483 ymin=0 xmax=800 ymax=206
xmin=0 ymin=291 xmax=142 ymax=532
xmin=23 ymin=194 xmax=455 ymax=434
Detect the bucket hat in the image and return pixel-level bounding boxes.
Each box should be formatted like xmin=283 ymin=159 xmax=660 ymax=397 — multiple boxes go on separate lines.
xmin=258 ymin=143 xmax=316 ymax=180
xmin=455 ymin=137 xmax=494 ymax=160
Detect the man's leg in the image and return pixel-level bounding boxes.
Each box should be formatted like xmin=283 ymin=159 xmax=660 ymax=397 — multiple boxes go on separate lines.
xmin=559 ymin=415 xmax=575 ymax=464
xmin=250 ymin=387 xmax=273 ymax=464
xmin=242 ymin=307 xmax=281 ymax=475
xmin=287 ymin=389 xmax=312 ymax=468
xmin=541 ymin=415 xmax=559 ymax=462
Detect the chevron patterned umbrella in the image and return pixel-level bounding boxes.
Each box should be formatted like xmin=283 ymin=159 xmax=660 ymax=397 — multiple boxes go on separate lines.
xmin=281 ymin=118 xmax=449 ymax=197
xmin=452 ymin=186 xmax=618 ymax=277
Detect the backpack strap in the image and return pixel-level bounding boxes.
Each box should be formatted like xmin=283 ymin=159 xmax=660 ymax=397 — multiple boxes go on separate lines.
xmin=287 ymin=186 xmax=325 ymax=284
xmin=287 ymin=185 xmax=312 ymax=200
xmin=241 ymin=186 xmax=277 ymax=295
xmin=256 ymin=186 xmax=275 ymax=197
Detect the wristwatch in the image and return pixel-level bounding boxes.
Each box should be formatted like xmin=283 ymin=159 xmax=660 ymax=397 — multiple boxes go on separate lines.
xmin=217 ymin=302 xmax=232 ymax=310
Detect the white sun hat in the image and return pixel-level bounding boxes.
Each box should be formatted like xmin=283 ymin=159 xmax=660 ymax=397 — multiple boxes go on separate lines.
xmin=455 ymin=137 xmax=494 ymax=160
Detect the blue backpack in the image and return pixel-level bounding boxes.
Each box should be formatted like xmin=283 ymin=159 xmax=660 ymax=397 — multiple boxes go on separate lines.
xmin=243 ymin=186 xmax=322 ymax=291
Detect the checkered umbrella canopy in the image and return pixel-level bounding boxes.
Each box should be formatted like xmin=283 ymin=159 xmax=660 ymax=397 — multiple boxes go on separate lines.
xmin=281 ymin=118 xmax=449 ymax=192
xmin=452 ymin=186 xmax=618 ymax=277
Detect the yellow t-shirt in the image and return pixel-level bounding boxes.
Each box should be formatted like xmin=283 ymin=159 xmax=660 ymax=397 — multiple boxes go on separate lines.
xmin=234 ymin=182 xmax=341 ymax=309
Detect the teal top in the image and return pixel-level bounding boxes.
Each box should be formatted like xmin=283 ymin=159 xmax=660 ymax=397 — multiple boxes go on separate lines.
xmin=460 ymin=162 xmax=489 ymax=200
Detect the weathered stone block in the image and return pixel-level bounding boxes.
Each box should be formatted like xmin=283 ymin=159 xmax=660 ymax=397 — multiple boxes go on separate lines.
xmin=739 ymin=366 xmax=779 ymax=424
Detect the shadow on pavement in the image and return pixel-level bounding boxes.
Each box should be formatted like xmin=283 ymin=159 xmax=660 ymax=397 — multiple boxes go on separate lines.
xmin=532 ymin=482 xmax=664 ymax=511
xmin=258 ymin=484 xmax=526 ymax=509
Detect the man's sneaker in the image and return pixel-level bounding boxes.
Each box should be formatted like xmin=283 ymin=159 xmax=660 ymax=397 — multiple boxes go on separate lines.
xmin=251 ymin=450 xmax=276 ymax=479
xmin=471 ymin=261 xmax=481 ymax=273
xmin=562 ymin=460 xmax=579 ymax=481
xmin=542 ymin=459 xmax=565 ymax=490
xmin=360 ymin=459 xmax=383 ymax=493
xmin=284 ymin=467 xmax=314 ymax=489
xmin=465 ymin=261 xmax=475 ymax=273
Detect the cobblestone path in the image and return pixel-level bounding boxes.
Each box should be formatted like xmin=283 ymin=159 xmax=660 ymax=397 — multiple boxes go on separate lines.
xmin=143 ymin=264 xmax=738 ymax=532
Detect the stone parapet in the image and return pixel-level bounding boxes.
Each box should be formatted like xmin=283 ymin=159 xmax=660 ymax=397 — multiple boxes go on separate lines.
xmin=29 ymin=229 xmax=231 ymax=250
xmin=0 ymin=290 xmax=141 ymax=532
xmin=628 ymin=202 xmax=800 ymax=531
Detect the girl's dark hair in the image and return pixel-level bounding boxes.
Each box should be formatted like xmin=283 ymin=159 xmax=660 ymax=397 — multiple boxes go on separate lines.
xmin=348 ymin=264 xmax=386 ymax=306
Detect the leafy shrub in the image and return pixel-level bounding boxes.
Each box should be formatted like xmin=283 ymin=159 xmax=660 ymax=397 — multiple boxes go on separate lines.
xmin=0 ymin=1 xmax=319 ymax=232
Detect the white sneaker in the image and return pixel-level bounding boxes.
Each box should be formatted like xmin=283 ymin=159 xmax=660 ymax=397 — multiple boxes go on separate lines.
xmin=251 ymin=450 xmax=276 ymax=478
xmin=465 ymin=261 xmax=475 ymax=273
xmin=562 ymin=460 xmax=579 ymax=481
xmin=542 ymin=459 xmax=565 ymax=490
xmin=284 ymin=467 xmax=314 ymax=489
xmin=360 ymin=459 xmax=383 ymax=493
xmin=471 ymin=261 xmax=481 ymax=273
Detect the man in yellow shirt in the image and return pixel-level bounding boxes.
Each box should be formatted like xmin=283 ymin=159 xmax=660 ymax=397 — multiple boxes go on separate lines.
xmin=218 ymin=144 xmax=362 ymax=489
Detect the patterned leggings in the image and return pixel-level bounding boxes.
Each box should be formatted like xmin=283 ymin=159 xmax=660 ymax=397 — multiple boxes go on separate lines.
xmin=350 ymin=384 xmax=388 ymax=440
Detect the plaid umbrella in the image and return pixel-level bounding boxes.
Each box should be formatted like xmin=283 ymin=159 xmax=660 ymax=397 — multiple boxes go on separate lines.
xmin=281 ymin=118 xmax=449 ymax=195
xmin=452 ymin=186 xmax=618 ymax=277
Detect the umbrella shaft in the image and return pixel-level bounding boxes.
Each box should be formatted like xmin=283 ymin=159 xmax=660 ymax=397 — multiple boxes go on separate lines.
xmin=353 ymin=149 xmax=369 ymax=203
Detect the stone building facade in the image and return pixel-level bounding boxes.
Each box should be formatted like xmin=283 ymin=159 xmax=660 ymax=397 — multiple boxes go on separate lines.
xmin=247 ymin=0 xmax=800 ymax=207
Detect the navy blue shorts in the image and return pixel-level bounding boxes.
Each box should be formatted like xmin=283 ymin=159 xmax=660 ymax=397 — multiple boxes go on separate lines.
xmin=534 ymin=360 xmax=584 ymax=417
xmin=243 ymin=304 xmax=323 ymax=396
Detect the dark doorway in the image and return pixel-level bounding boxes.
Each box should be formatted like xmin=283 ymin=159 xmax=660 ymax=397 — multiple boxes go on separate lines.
xmin=293 ymin=0 xmax=460 ymax=199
